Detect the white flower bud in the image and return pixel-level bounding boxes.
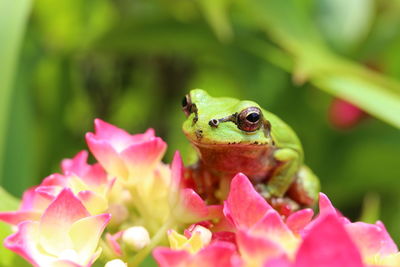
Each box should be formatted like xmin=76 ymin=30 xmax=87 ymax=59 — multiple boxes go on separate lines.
xmin=105 ymin=259 xmax=127 ymax=267
xmin=193 ymin=225 xmax=212 ymax=246
xmin=122 ymin=226 xmax=151 ymax=251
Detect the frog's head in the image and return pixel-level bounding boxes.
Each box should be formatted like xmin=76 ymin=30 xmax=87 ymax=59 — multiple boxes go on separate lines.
xmin=181 ymin=89 xmax=272 ymax=146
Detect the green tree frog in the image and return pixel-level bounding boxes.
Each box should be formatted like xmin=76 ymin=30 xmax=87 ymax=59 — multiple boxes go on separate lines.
xmin=181 ymin=89 xmax=320 ymax=211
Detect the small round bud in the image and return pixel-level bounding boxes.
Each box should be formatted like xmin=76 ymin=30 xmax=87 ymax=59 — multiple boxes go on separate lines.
xmin=105 ymin=259 xmax=127 ymax=267
xmin=193 ymin=225 xmax=212 ymax=246
xmin=122 ymin=226 xmax=151 ymax=251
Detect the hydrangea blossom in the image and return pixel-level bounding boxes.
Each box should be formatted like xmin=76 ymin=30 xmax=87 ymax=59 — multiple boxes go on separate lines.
xmin=154 ymin=173 xmax=400 ymax=267
xmin=0 ymin=119 xmax=213 ymax=266
xmin=0 ymin=119 xmax=398 ymax=267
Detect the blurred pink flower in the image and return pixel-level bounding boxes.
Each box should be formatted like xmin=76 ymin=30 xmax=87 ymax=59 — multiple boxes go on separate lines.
xmin=329 ymin=98 xmax=366 ymax=129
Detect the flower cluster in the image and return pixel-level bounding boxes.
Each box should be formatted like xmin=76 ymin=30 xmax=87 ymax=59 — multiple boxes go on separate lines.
xmin=0 ymin=119 xmax=213 ymax=266
xmin=154 ymin=173 xmax=400 ymax=267
xmin=0 ymin=119 xmax=399 ymax=267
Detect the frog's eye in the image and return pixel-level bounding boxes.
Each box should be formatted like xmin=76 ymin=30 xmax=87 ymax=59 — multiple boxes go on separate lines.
xmin=237 ymin=107 xmax=263 ymax=132
xmin=181 ymin=94 xmax=192 ymax=117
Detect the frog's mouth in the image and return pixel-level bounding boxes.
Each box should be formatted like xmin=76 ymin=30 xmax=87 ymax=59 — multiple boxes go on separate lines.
xmin=187 ymin=131 xmax=271 ymax=147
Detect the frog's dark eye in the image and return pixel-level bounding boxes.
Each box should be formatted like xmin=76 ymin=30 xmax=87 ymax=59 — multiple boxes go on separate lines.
xmin=181 ymin=94 xmax=192 ymax=117
xmin=237 ymin=107 xmax=263 ymax=132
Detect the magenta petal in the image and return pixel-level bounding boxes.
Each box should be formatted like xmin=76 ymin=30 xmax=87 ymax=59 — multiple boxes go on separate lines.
xmin=295 ymin=215 xmax=363 ymax=267
xmin=153 ymin=247 xmax=190 ymax=267
xmin=224 ymin=173 xmax=272 ymax=229
xmin=286 ymin=208 xmax=314 ymax=234
xmin=345 ymin=221 xmax=398 ymax=257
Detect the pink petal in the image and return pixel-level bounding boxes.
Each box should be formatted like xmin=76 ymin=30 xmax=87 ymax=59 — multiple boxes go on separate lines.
xmin=286 ymin=208 xmax=314 ymax=234
xmin=20 ymin=186 xmax=52 ymax=211
xmin=93 ymin=119 xmax=139 ymax=150
xmin=263 ymin=256 xmax=292 ymax=267
xmin=4 ymin=221 xmax=42 ymax=267
xmin=237 ymin=230 xmax=284 ymax=265
xmin=61 ymin=150 xmax=108 ymax=186
xmin=77 ymin=190 xmax=108 ymax=214
xmin=85 ymin=133 xmax=128 ymax=179
xmin=153 ymin=247 xmax=190 ymax=267
xmin=178 ymin=189 xmax=208 ymax=223
xmin=224 ymin=173 xmax=272 ymax=229
xmin=190 ymin=242 xmax=237 ymax=267
xmin=61 ymin=150 xmax=89 ymax=175
xmin=295 ymin=214 xmax=363 ymax=267
xmin=345 ymin=221 xmax=398 ymax=257
xmin=106 ymin=232 xmax=123 ymax=256
xmin=318 ymin=193 xmax=337 ymax=216
xmin=41 ymin=174 xmax=67 ymax=187
xmin=168 ymin=152 xmax=184 ymax=207
xmin=252 ymin=210 xmax=292 ymax=236
xmin=69 ymin=213 xmax=111 ymax=261
xmin=0 ymin=210 xmax=41 ymax=225
xmin=39 ymin=189 xmax=90 ymax=255
xmin=119 ymin=137 xmax=166 ymax=175
xmin=93 ymin=119 xmax=155 ymax=152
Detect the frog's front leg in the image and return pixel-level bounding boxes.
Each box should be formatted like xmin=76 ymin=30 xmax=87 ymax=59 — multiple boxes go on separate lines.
xmin=265 ymin=148 xmax=301 ymax=198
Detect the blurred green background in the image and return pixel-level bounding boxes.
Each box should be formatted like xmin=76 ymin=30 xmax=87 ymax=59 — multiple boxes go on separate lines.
xmin=1 ymin=0 xmax=400 ymax=244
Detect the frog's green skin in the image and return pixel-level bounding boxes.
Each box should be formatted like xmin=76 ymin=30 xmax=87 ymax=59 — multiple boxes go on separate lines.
xmin=182 ymin=89 xmax=320 ymax=207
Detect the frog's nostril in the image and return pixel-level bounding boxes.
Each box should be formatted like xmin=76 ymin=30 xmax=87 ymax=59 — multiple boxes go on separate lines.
xmin=209 ymin=119 xmax=219 ymax=128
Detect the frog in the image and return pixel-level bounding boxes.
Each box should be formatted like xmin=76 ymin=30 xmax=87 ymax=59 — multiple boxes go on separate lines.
xmin=181 ymin=89 xmax=320 ymax=211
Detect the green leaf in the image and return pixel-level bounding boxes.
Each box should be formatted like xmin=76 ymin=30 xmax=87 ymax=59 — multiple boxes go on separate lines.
xmin=0 ymin=187 xmax=19 ymax=211
xmin=242 ymin=0 xmax=400 ymax=129
xmin=0 ymin=0 xmax=32 ymax=185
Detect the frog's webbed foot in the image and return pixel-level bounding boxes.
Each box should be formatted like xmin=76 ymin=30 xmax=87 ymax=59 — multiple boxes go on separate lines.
xmin=288 ymin=165 xmax=320 ymax=206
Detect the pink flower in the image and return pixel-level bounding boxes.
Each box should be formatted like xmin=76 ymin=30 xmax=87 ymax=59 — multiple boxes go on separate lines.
xmin=155 ymin=173 xmax=400 ymax=267
xmin=85 ymin=119 xmax=167 ymax=183
xmin=4 ymin=189 xmax=110 ymax=267
xmin=39 ymin=150 xmax=114 ymax=215
xmin=0 ymin=151 xmax=113 ymax=225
